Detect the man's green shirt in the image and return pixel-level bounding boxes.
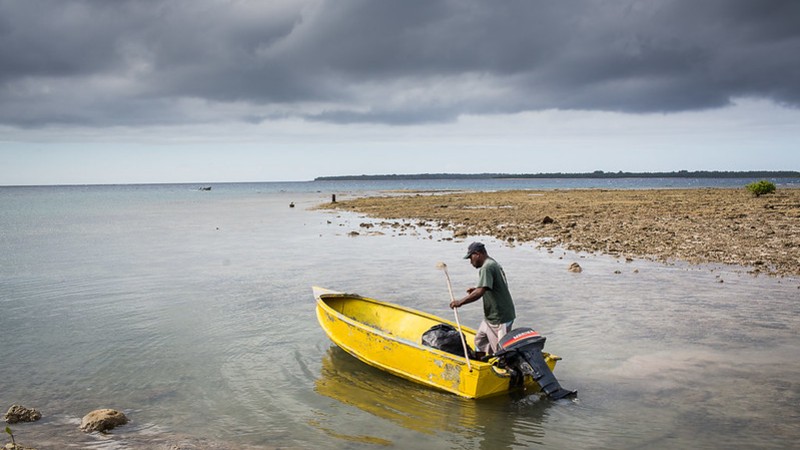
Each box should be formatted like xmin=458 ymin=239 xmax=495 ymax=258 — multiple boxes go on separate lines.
xmin=477 ymin=258 xmax=516 ymax=324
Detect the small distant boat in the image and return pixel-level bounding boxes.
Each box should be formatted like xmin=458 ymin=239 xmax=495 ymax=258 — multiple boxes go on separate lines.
xmin=199 ymin=186 xmax=212 ymax=191
xmin=313 ymin=287 xmax=573 ymax=399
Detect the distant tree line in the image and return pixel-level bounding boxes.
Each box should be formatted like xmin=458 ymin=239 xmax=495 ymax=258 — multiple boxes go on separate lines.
xmin=315 ymin=170 xmax=800 ymax=181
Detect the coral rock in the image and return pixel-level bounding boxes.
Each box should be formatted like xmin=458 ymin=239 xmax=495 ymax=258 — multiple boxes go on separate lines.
xmin=79 ymin=409 xmax=128 ymax=433
xmin=3 ymin=405 xmax=41 ymax=424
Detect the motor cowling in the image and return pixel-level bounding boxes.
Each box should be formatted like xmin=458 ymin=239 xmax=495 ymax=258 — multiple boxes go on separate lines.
xmin=493 ymin=328 xmax=576 ymax=400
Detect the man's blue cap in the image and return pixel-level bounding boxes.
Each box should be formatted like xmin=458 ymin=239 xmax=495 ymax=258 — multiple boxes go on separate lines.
xmin=463 ymin=242 xmax=485 ymax=259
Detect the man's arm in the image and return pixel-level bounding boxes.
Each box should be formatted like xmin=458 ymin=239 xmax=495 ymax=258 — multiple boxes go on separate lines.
xmin=450 ymin=286 xmax=487 ymax=309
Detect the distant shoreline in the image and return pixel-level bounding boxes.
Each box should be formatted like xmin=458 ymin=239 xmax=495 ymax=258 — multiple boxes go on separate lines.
xmin=315 ymin=171 xmax=800 ymax=181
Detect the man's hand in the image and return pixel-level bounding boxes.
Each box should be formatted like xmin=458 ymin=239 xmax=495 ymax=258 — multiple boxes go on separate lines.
xmin=451 ymin=287 xmax=485 ymax=309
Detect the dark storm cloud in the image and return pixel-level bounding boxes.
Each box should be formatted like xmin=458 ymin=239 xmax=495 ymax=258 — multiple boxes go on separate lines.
xmin=1 ymin=0 xmax=798 ymax=127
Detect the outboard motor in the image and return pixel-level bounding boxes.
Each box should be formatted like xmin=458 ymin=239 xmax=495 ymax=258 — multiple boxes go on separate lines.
xmin=493 ymin=328 xmax=576 ymax=400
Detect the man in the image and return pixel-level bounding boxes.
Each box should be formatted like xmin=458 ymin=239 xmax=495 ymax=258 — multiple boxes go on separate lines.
xmin=449 ymin=242 xmax=516 ymax=359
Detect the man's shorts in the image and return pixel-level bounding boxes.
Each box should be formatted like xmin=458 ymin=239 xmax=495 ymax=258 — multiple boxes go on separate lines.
xmin=474 ymin=319 xmax=514 ymax=354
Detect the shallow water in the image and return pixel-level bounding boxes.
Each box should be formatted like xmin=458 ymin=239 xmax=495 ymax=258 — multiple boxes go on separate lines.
xmin=1 ymin=184 xmax=799 ymax=449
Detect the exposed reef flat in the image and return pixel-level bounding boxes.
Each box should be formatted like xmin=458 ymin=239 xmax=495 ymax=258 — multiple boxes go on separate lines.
xmin=321 ymin=188 xmax=800 ymax=277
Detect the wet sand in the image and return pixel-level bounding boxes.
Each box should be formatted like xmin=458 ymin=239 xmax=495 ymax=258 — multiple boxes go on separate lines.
xmin=321 ymin=188 xmax=800 ymax=277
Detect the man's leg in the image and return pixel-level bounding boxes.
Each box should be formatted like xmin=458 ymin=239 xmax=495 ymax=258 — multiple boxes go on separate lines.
xmin=474 ymin=320 xmax=493 ymax=360
xmin=475 ymin=320 xmax=512 ymax=357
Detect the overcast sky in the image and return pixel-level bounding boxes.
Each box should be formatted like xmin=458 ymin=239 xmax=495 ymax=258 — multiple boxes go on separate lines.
xmin=1 ymin=0 xmax=799 ymax=185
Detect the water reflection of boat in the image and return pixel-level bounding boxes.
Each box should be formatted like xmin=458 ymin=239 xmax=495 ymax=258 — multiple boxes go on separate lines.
xmin=316 ymin=346 xmax=552 ymax=450
xmin=316 ymin=346 xmax=482 ymax=435
xmin=313 ymin=287 xmax=562 ymax=399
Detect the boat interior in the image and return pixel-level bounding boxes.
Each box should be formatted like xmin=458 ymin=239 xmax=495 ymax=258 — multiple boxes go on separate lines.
xmin=321 ymin=293 xmax=478 ymax=347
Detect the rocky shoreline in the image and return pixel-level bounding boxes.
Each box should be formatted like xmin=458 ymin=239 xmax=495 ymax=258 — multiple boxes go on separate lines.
xmin=3 ymin=406 xmax=130 ymax=450
xmin=2 ymin=404 xmax=275 ymax=450
xmin=320 ymin=188 xmax=800 ymax=278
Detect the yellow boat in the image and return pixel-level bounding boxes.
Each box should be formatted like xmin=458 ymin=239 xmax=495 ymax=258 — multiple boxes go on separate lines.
xmin=314 ymin=287 xmax=570 ymax=399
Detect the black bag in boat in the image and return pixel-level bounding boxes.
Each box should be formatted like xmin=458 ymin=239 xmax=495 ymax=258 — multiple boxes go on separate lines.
xmin=421 ymin=324 xmax=475 ymax=358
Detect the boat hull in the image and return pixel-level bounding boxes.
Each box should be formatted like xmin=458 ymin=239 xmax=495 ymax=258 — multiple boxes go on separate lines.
xmin=314 ymin=287 xmax=560 ymax=399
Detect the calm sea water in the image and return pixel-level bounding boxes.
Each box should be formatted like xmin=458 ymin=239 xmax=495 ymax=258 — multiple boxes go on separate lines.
xmin=1 ymin=179 xmax=799 ymax=449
